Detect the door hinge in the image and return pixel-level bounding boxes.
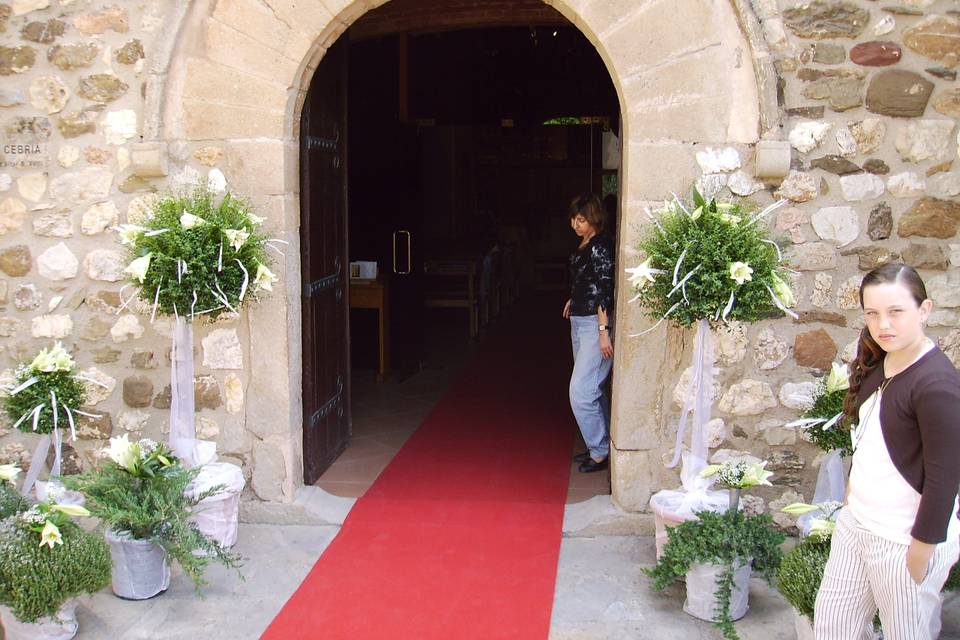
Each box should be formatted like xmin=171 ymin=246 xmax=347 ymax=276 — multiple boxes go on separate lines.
xmin=309 ymin=376 xmax=344 ymax=428
xmin=303 ymin=272 xmax=339 ymax=298
xmin=307 ymin=135 xmax=339 ymax=153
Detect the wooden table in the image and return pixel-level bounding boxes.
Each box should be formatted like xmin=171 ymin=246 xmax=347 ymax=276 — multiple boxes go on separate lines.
xmin=349 ymin=276 xmax=390 ymax=381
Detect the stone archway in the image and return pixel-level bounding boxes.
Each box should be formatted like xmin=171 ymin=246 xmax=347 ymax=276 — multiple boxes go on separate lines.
xmin=154 ymin=0 xmax=770 ymax=509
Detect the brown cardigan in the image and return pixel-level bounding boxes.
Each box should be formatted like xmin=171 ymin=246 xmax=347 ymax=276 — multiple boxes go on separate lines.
xmin=856 ymin=346 xmax=960 ymax=544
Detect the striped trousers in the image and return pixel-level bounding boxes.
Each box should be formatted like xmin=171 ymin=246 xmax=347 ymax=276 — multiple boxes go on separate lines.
xmin=814 ymin=507 xmax=959 ymax=640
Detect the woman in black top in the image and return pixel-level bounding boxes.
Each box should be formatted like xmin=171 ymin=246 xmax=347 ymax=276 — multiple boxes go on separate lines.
xmin=562 ymin=194 xmax=615 ymax=473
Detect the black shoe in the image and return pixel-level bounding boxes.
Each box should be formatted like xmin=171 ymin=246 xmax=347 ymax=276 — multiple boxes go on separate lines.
xmin=573 ymin=451 xmax=591 ymax=464
xmin=578 ymin=457 xmax=609 ymax=473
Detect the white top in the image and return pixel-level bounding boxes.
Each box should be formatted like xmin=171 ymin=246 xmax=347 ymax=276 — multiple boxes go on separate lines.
xmin=849 ymin=344 xmax=960 ymax=545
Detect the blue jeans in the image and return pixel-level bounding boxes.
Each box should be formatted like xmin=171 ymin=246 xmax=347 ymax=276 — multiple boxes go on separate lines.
xmin=569 ymin=315 xmax=612 ymax=460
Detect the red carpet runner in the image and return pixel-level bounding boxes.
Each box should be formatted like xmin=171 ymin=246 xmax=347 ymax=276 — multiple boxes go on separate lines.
xmin=261 ymin=301 xmax=574 ymax=639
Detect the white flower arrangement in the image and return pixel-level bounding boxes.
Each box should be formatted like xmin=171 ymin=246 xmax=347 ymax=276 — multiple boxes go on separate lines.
xmin=701 ymin=460 xmax=774 ymax=490
xmin=781 ymin=501 xmax=843 ymax=540
xmin=627 ymin=189 xmax=795 ymax=330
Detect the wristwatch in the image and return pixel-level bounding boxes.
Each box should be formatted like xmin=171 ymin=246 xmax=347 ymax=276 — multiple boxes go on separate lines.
xmin=598 ymin=325 xmax=610 ymax=332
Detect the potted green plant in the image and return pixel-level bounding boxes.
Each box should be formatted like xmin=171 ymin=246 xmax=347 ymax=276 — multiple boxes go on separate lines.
xmin=1 ymin=342 xmax=90 ymax=498
xmin=0 ymin=498 xmax=110 ymax=640
xmin=777 ymin=535 xmax=831 ymax=640
xmin=646 ymin=460 xmax=783 ymax=640
xmin=0 ymin=464 xmax=28 ymax=519
xmin=777 ymin=501 xmax=842 ymax=639
xmin=63 ymin=435 xmax=242 ymax=600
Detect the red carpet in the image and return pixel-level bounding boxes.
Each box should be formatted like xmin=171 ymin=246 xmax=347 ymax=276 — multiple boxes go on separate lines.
xmin=261 ymin=299 xmax=574 ymax=639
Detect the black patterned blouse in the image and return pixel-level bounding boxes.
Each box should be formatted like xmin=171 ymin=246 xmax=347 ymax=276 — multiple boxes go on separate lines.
xmin=568 ymin=231 xmax=615 ymax=317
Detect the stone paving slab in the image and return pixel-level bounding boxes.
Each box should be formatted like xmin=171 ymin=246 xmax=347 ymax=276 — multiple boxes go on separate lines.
xmin=72 ymin=524 xmax=340 ymax=639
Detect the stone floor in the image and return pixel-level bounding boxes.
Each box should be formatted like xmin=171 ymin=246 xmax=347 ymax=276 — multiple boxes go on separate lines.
xmin=65 ymin=513 xmax=960 ymax=639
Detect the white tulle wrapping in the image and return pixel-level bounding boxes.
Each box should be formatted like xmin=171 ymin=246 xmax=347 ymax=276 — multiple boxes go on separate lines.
xmin=105 ymin=528 xmax=171 ymax=600
xmin=0 ymin=601 xmax=78 ymax=640
xmin=169 ymin=318 xmax=217 ymax=467
xmin=187 ymin=462 xmax=246 ymax=548
xmin=683 ymin=560 xmax=751 ymax=622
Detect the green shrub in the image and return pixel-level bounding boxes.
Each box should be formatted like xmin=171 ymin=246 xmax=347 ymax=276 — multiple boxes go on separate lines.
xmin=0 ymin=516 xmax=110 ymax=623
xmin=0 ymin=482 xmax=28 ymax=520
xmin=946 ymin=561 xmax=959 ymax=592
xmin=801 ymin=383 xmax=852 ymax=456
xmin=645 ymin=510 xmax=785 ymax=640
xmin=777 ymin=536 xmax=831 ymax=623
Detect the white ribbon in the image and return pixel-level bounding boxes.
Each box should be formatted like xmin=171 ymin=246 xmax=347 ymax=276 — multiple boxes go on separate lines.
xmin=667 ymin=319 xmax=715 ymax=478
xmin=19 ymin=434 xmax=51 ymax=497
xmin=62 ymin=403 xmax=77 ymax=441
xmin=628 ymin=302 xmax=681 ymax=337
xmin=236 ymin=259 xmax=250 ymax=302
xmin=8 ymin=376 xmax=39 ymax=396
xmin=72 ymin=373 xmax=111 ymax=388
xmin=765 ymin=284 xmax=799 ymax=320
xmin=150 ymin=278 xmax=163 ymax=323
xmin=672 ymin=248 xmax=687 ymax=286
xmin=798 ymin=449 xmax=847 ymax=537
xmin=721 ymin=289 xmax=737 ymax=321
xmin=746 ymin=199 xmax=789 ymax=226
xmin=667 ymin=265 xmax=702 ymax=299
xmin=217 ymin=240 xmax=224 ymax=272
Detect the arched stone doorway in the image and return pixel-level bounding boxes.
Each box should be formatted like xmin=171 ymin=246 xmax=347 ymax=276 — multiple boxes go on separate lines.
xmin=155 ymin=0 xmax=770 ymax=510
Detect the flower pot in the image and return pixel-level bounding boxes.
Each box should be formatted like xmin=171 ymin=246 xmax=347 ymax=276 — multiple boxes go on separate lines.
xmin=793 ymin=608 xmax=815 ymax=640
xmin=105 ymin=528 xmax=171 ymax=600
xmin=683 ymin=560 xmax=751 ymax=622
xmin=0 ymin=600 xmax=78 ymax=640
xmin=186 ymin=462 xmax=245 ymax=549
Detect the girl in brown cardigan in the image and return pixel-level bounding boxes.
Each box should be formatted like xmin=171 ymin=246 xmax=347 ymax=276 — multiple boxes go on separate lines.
xmin=814 ymin=263 xmax=960 ymax=640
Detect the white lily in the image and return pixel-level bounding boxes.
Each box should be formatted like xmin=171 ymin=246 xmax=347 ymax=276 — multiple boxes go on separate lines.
xmin=825 ymin=362 xmax=851 ymax=394
xmin=690 ymin=206 xmax=703 ymax=220
xmin=253 ymin=262 xmax=278 ymax=292
xmin=180 ymin=211 xmax=206 ymax=229
xmin=808 ymin=517 xmax=837 ymax=539
xmin=124 ymin=253 xmax=152 ymax=284
xmin=741 ymin=461 xmax=774 ymax=488
xmin=770 ymin=273 xmax=796 ymax=307
xmin=248 ymin=213 xmax=266 ymax=226
xmin=0 ymin=464 xmax=20 ymax=483
xmin=30 ymin=341 xmax=74 ymax=373
xmin=106 ymin=434 xmax=139 ymax=474
xmin=781 ymin=502 xmax=821 ymax=515
xmin=223 ymin=228 xmax=250 ymax=252
xmin=728 ymin=261 xmax=753 ymax=285
xmin=716 ymin=202 xmax=736 ymax=211
xmin=51 ymin=503 xmax=91 ymax=518
xmin=718 ymin=212 xmax=741 ymax=225
xmin=116 ymin=224 xmax=145 ymax=247
xmin=39 ymin=520 xmax=63 ymax=549
xmin=625 ymin=258 xmax=661 ymax=290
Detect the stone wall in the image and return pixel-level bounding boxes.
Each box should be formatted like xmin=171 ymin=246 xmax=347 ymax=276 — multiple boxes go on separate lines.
xmin=611 ymin=0 xmax=960 ymax=525
xmin=0 ymin=1 xmax=254 ymax=486
xmin=1 ymin=0 xmax=958 ymax=523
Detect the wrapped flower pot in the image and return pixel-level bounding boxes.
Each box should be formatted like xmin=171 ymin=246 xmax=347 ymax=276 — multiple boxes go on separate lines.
xmin=0 ymin=600 xmax=78 ymax=640
xmin=683 ymin=560 xmax=751 ymax=623
xmin=187 ymin=462 xmax=246 ymax=548
xmin=105 ymin=528 xmax=172 ymax=600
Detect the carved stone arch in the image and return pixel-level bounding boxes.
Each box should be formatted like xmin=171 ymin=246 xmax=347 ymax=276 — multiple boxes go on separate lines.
xmin=155 ymin=0 xmax=769 ymax=509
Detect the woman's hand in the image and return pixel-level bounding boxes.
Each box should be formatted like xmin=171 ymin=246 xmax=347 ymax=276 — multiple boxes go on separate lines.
xmin=906 ymin=538 xmax=935 ymax=584
xmin=562 ymin=299 xmax=571 ymax=319
xmin=599 ymin=332 xmax=613 ymax=359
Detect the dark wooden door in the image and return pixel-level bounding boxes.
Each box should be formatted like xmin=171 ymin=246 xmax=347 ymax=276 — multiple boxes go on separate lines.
xmin=300 ymin=38 xmax=350 ymax=485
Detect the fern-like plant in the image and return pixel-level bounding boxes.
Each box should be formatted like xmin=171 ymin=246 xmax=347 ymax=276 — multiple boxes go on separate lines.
xmin=777 ymin=536 xmax=831 ymax=623
xmin=645 ymin=510 xmax=784 ymax=640
xmin=0 ymin=509 xmax=110 ymax=623
xmin=63 ymin=436 xmax=242 ymax=589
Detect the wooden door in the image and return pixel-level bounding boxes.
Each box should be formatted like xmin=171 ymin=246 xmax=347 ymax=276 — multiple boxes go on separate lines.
xmin=300 ymin=38 xmax=350 ymax=484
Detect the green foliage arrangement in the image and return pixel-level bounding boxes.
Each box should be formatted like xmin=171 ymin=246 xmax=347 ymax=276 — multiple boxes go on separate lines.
xmin=797 ymin=363 xmax=853 ymax=456
xmin=0 ymin=505 xmax=110 ymax=623
xmin=0 ymin=465 xmax=27 ymax=520
xmin=946 ymin=561 xmax=959 ymax=592
xmin=2 ymin=342 xmax=86 ymax=436
xmin=120 ymin=186 xmax=276 ymax=319
xmin=628 ymin=189 xmax=793 ymax=327
xmin=64 ymin=436 xmax=242 ymax=589
xmin=645 ymin=510 xmax=785 ymax=640
xmin=777 ymin=536 xmax=831 ymax=623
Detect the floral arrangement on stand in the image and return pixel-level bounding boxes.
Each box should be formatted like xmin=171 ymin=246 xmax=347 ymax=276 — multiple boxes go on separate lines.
xmin=0 ymin=495 xmax=110 ymax=639
xmin=646 ymin=458 xmax=784 ymax=640
xmin=117 ymin=185 xmax=274 ymax=468
xmin=0 ymin=342 xmax=98 ymax=497
xmin=789 ymin=362 xmax=853 ymax=456
xmin=64 ymin=435 xmax=242 ymax=597
xmin=636 ymin=189 xmax=795 ymax=584
xmin=626 ymin=188 xmax=794 ymax=329
xmin=0 ymin=464 xmax=27 ymax=520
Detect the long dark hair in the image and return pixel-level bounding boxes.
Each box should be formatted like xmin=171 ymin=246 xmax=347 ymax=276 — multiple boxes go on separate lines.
xmin=842 ymin=263 xmax=928 ymax=425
